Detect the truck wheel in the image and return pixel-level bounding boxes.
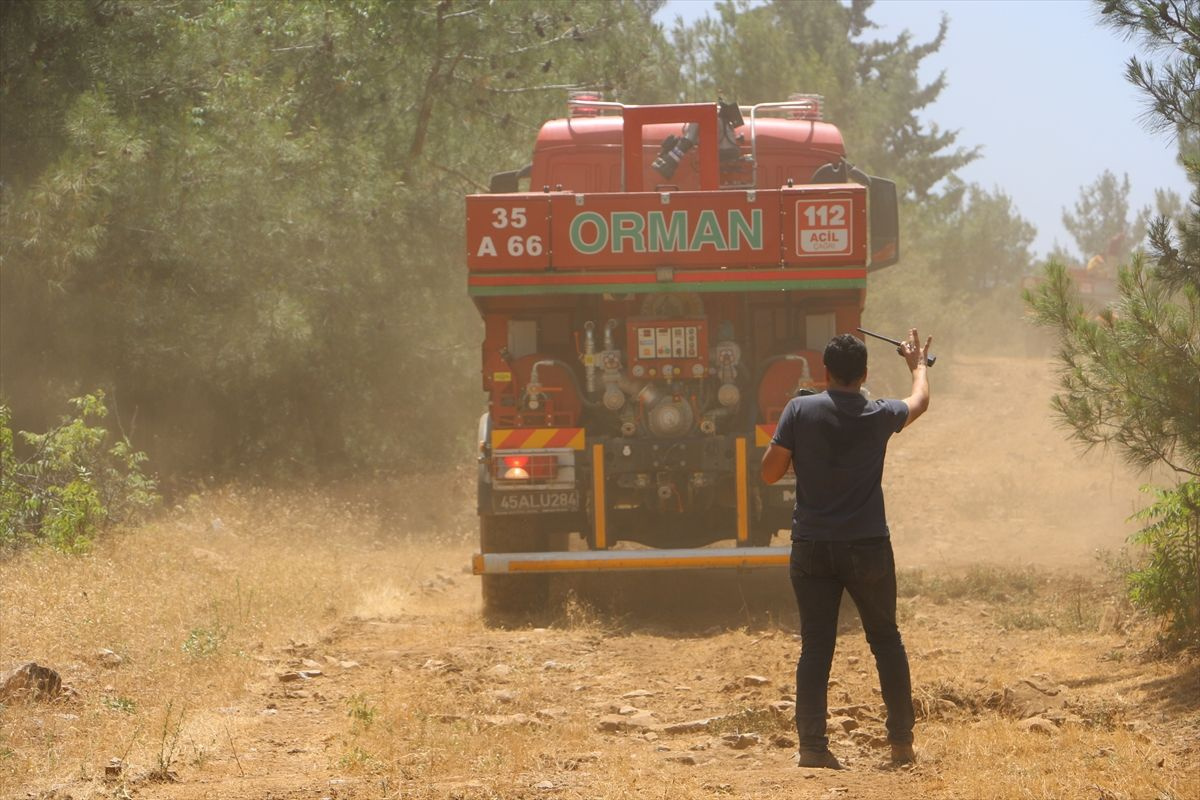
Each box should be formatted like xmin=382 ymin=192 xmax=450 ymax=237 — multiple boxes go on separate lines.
xmin=480 ymin=515 xmax=549 ymax=626
xmin=748 ymin=525 xmax=778 ymax=547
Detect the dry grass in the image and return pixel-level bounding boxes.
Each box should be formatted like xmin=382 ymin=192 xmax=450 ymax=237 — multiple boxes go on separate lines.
xmin=326 ymin=603 xmax=1198 ymax=800
xmin=920 ymin=717 xmax=1191 ymax=799
xmin=0 ymin=475 xmax=475 ymax=796
xmin=1 ymin=468 xmax=1197 ymax=800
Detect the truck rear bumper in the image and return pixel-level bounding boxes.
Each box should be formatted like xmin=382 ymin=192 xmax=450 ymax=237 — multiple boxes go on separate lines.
xmin=473 ymin=546 xmax=790 ymax=575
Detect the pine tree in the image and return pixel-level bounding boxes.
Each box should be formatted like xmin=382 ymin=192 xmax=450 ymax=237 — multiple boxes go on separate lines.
xmin=662 ymin=0 xmax=977 ymax=197
xmin=1060 ymin=170 xmax=1150 ymax=267
xmin=1025 ymin=0 xmax=1200 ymax=647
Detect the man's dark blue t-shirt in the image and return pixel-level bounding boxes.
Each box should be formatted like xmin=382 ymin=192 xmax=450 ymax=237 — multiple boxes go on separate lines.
xmin=770 ymin=389 xmax=908 ymax=542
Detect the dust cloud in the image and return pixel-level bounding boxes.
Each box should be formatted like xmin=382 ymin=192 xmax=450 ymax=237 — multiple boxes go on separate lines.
xmin=875 ymin=349 xmax=1143 ymax=572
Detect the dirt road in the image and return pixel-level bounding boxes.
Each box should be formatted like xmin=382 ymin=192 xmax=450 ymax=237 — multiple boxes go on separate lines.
xmin=136 ymin=577 xmax=1197 ymax=800
xmin=2 ymin=356 xmax=1197 ymax=799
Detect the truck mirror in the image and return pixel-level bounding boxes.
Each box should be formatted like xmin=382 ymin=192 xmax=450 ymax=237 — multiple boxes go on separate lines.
xmin=488 ymin=164 xmax=533 ymax=194
xmin=868 ymin=177 xmax=900 ymax=271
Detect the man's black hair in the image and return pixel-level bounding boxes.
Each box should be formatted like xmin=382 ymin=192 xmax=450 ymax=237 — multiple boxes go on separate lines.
xmin=823 ymin=333 xmax=868 ymax=384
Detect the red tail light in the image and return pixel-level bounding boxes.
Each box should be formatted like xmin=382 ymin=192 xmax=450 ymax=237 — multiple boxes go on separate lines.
xmin=495 ymin=454 xmax=558 ymax=482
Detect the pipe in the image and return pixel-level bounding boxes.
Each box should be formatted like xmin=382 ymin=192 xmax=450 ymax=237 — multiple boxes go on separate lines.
xmin=525 ymin=360 xmax=558 ymax=410
xmin=794 ymin=355 xmax=812 ymax=383
xmin=583 ymin=321 xmax=597 ymax=394
xmin=617 ymin=374 xmax=660 ymax=408
xmin=524 ymin=358 xmax=602 ymax=410
xmin=604 ymin=318 xmax=619 ymax=351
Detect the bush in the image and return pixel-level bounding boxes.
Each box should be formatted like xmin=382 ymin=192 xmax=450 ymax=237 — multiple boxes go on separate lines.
xmin=0 ymin=391 xmax=158 ymax=553
xmin=1128 ymin=481 xmax=1200 ymax=648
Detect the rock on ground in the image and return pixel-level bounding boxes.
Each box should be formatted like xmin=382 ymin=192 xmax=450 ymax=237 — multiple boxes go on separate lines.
xmin=1017 ymin=716 xmax=1059 ymax=736
xmin=0 ymin=662 xmax=63 ymax=702
xmin=663 ymin=717 xmax=720 ymax=734
xmin=1004 ymin=678 xmax=1068 ymax=719
xmin=722 ymin=733 xmax=760 ymax=749
xmin=598 ymin=711 xmax=657 ymax=732
xmin=94 ymin=649 xmax=123 ymax=669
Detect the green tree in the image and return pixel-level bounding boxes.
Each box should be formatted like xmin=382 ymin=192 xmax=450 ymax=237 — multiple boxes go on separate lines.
xmin=1025 ymin=0 xmax=1200 ymax=647
xmin=664 ymin=0 xmax=977 ymax=197
xmin=1060 ymin=170 xmax=1151 ymax=267
xmin=931 ymin=180 xmax=1037 ymax=294
xmin=0 ymin=0 xmax=668 ymax=476
xmin=1098 ymin=0 xmax=1199 ymax=296
xmin=866 ymin=179 xmax=1037 ymax=351
xmin=663 ymin=0 xmax=993 ymax=337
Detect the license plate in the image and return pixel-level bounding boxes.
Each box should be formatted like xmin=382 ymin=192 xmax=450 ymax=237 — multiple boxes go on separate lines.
xmin=493 ymin=490 xmax=579 ymax=514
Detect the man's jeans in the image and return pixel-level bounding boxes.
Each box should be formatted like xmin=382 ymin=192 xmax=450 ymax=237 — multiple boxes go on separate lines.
xmin=789 ymin=537 xmax=914 ymax=751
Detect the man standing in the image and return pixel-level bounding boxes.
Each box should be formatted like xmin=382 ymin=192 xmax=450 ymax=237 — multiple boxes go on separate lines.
xmin=761 ymin=329 xmax=932 ymax=770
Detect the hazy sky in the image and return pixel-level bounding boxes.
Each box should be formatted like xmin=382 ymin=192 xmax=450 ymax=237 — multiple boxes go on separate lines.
xmin=657 ymin=0 xmax=1191 ymax=258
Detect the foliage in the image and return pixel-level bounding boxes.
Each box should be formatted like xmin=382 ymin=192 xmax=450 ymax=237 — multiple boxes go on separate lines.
xmin=1128 ymin=480 xmax=1200 ymax=646
xmin=925 ymin=180 xmax=1037 ymax=294
xmin=1098 ymin=0 xmax=1200 ymax=296
xmin=0 ymin=0 xmax=1021 ymax=481
xmin=663 ymin=0 xmax=977 ymax=197
xmin=0 ymin=392 xmax=158 ymax=553
xmin=1097 ymin=0 xmax=1199 ymax=138
xmin=181 ymin=625 xmax=226 ymax=659
xmin=1027 ymin=256 xmax=1200 ymax=648
xmin=1022 ymin=0 xmax=1200 ymax=647
xmin=665 ymin=0 xmax=1014 ymax=333
xmin=102 ymin=695 xmax=137 ymax=714
xmin=0 ymin=0 xmax=670 ymax=477
xmin=1060 ymin=170 xmax=1150 ymax=266
xmin=1026 ymin=258 xmax=1199 ymax=475
xmin=347 ymin=693 xmax=378 ymax=729
xmin=866 ymin=179 xmax=1037 ymax=345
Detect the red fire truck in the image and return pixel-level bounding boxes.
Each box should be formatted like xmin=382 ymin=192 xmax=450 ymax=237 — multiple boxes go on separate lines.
xmin=467 ymin=95 xmax=900 ymax=621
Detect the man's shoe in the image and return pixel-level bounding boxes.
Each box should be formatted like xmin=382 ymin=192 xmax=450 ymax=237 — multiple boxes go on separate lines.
xmin=798 ymin=749 xmax=843 ymax=770
xmin=890 ymin=742 xmax=916 ymax=765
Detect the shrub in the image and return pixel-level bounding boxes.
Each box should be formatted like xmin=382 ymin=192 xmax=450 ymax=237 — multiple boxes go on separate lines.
xmin=0 ymin=391 xmax=158 ymax=553
xmin=1127 ymin=481 xmax=1200 ymax=648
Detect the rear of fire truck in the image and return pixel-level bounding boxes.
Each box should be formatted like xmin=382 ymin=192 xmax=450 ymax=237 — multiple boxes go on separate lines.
xmin=466 ymin=94 xmax=900 ymax=622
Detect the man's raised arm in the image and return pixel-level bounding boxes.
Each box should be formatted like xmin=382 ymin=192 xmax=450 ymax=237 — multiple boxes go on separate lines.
xmin=900 ymin=327 xmax=932 ymax=429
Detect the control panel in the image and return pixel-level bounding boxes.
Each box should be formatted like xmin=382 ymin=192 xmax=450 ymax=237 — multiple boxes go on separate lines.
xmin=624 ymin=318 xmax=709 ymax=379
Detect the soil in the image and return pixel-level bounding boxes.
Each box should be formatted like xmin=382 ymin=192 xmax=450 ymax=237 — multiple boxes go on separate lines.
xmin=4 ymin=355 xmax=1198 ymax=800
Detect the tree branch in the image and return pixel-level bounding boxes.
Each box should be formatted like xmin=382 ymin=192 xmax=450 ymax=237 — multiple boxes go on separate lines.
xmin=428 ymin=162 xmax=489 ymax=193
xmin=485 ymin=83 xmax=584 ymax=95
xmin=405 ymin=4 xmax=453 ymax=177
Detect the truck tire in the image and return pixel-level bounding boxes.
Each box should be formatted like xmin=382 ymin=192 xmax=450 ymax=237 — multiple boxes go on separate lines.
xmin=480 ymin=515 xmax=549 ymax=626
xmin=748 ymin=525 xmax=779 ymax=547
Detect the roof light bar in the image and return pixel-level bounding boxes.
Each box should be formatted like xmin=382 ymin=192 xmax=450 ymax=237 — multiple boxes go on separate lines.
xmin=787 ymin=93 xmax=823 ymax=121
xmin=568 ymin=90 xmax=604 ymax=118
